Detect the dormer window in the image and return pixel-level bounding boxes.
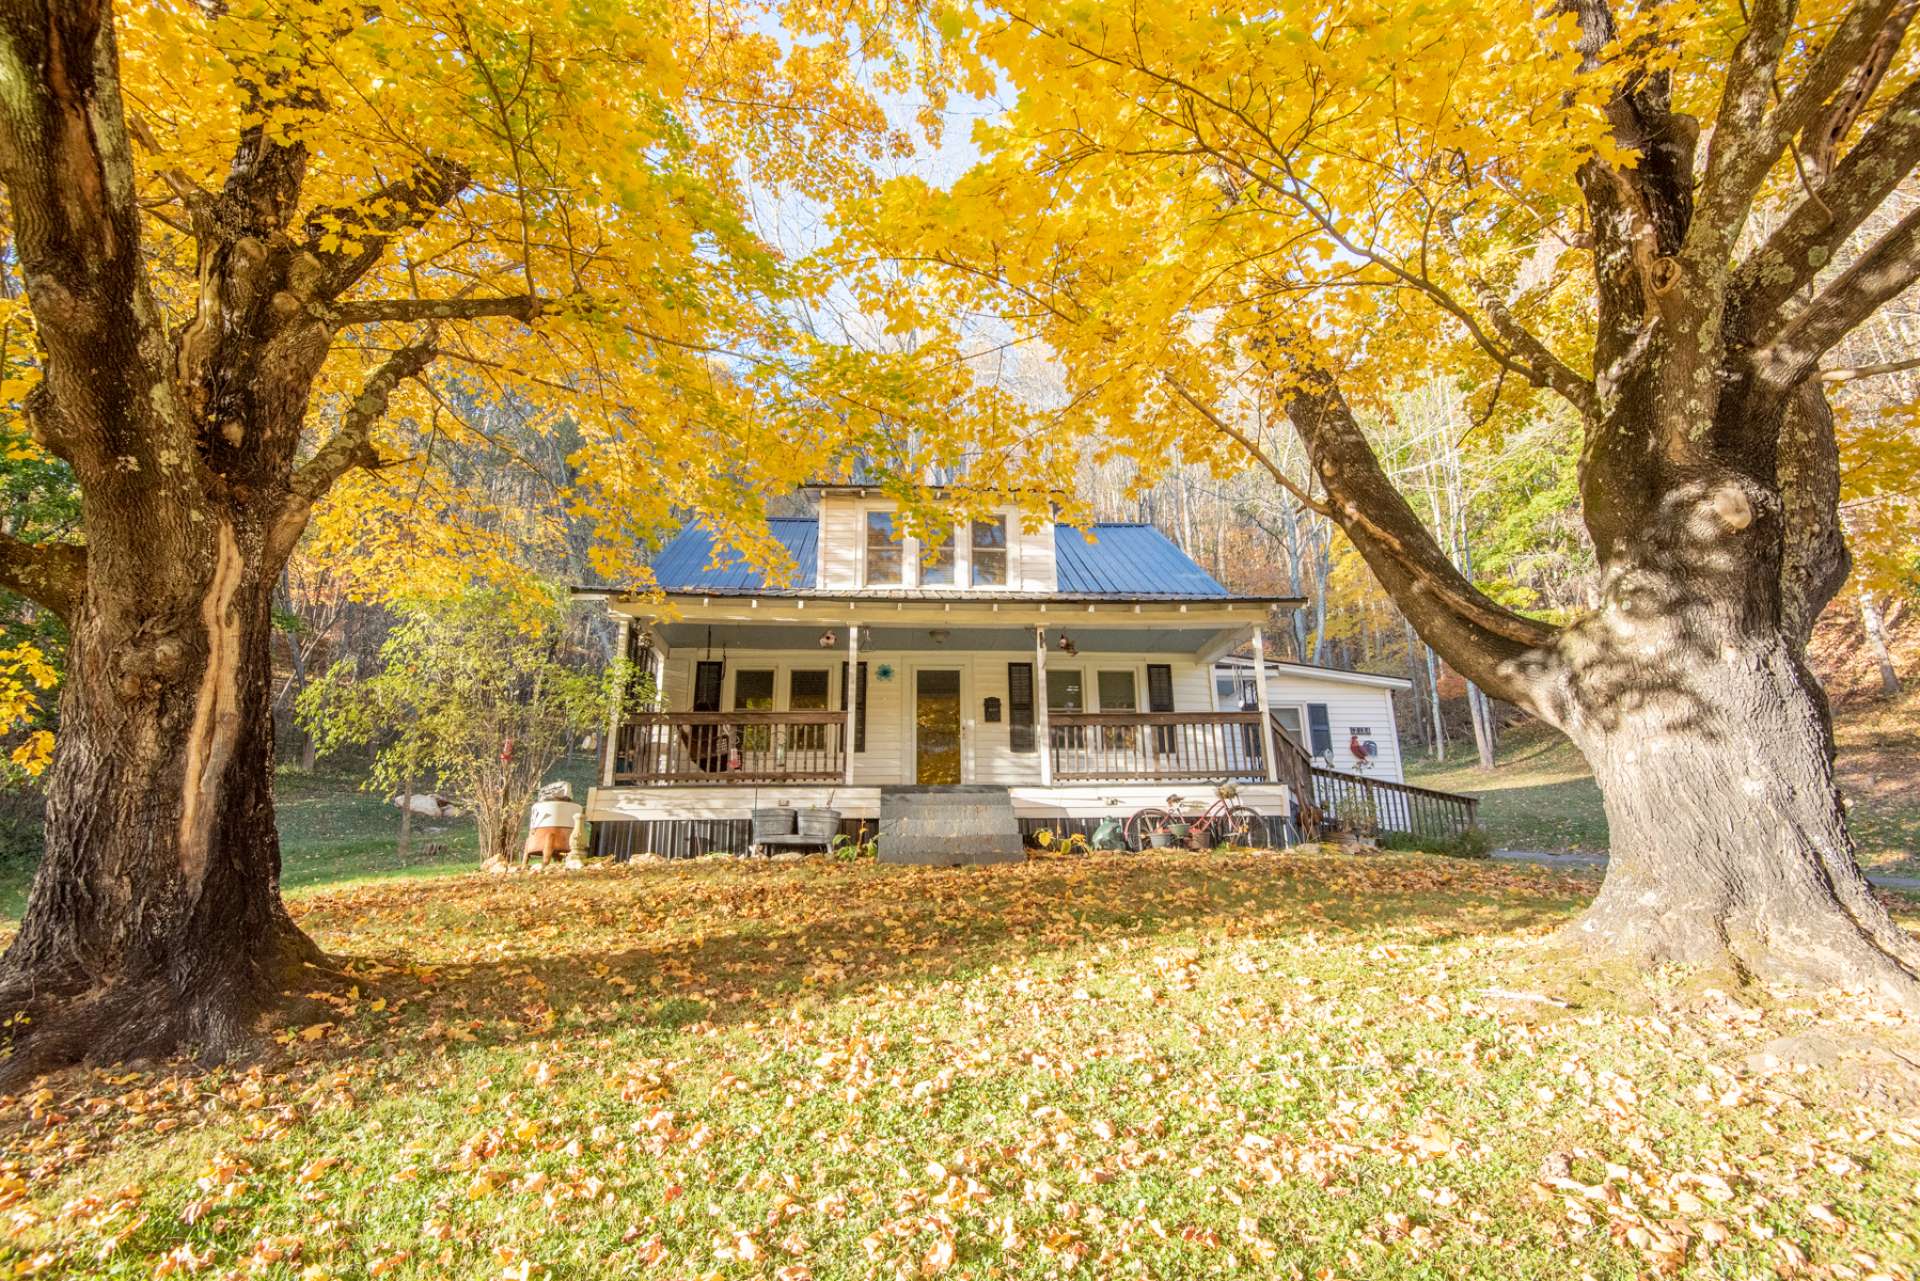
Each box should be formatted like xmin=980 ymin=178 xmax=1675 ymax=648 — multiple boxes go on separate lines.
xmin=921 ymin=527 xmax=956 ymax=586
xmin=865 ymin=511 xmax=903 ymax=586
xmin=971 ymin=517 xmax=1007 ymax=587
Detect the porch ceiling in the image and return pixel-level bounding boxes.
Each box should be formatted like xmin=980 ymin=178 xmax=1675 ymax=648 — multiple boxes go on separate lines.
xmin=652 ymin=621 xmax=1250 ymax=656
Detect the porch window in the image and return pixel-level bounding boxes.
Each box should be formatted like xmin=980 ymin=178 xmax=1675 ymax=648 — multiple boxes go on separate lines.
xmin=734 ymin=669 xmax=775 ymax=750
xmin=789 ymin=669 xmax=830 ymax=750
xmin=1097 ymin=669 xmax=1137 ymax=750
xmin=866 ymin=512 xmax=903 ymax=585
xmin=920 ymin=526 xmax=956 ymax=586
xmin=970 ymin=516 xmax=1007 ymax=586
xmin=1047 ymin=667 xmax=1084 ymax=750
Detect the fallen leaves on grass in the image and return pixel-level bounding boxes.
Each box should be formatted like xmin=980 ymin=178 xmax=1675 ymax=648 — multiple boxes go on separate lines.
xmin=1 ymin=852 xmax=1916 ymax=1279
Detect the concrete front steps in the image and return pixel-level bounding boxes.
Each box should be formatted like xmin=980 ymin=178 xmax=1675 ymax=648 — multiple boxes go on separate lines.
xmin=876 ymin=785 xmax=1026 ymax=866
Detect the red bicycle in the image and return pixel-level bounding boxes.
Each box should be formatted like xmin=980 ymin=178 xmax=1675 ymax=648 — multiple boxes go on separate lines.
xmin=1126 ymin=782 xmax=1270 ymax=851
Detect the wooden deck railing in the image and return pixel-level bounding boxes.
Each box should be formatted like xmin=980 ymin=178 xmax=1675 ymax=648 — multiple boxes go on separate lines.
xmin=610 ymin=711 xmax=847 ymax=784
xmin=1047 ymin=711 xmax=1269 ymax=782
xmin=1270 ymin=716 xmax=1480 ymax=842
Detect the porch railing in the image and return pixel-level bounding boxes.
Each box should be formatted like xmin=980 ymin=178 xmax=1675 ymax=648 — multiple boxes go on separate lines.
xmin=1271 ymin=716 xmax=1480 ymax=842
xmin=610 ymin=711 xmax=847 ymax=784
xmin=1046 ymin=711 xmax=1269 ymax=782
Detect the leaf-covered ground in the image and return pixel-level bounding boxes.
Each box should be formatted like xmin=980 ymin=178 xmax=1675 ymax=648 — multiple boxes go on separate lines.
xmin=4 ymin=851 xmax=1919 ymax=1280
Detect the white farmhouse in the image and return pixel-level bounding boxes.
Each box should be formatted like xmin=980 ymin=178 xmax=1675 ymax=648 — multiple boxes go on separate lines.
xmin=579 ymin=486 xmax=1473 ymax=858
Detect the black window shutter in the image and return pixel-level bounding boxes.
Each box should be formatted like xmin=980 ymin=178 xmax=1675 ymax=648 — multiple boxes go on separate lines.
xmin=692 ymin=661 xmax=724 ymax=712
xmin=1308 ymin=703 xmax=1333 ymax=756
xmin=1007 ymin=662 xmax=1035 ymax=753
xmin=1146 ymin=664 xmax=1175 ymax=752
xmin=838 ymin=662 xmax=868 ymax=752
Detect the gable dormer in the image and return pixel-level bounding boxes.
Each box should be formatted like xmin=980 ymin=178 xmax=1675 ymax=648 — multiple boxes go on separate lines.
xmin=811 ymin=486 xmax=1057 ymax=593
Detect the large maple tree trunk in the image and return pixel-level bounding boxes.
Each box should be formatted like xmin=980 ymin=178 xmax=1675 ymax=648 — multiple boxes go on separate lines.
xmin=1566 ymin=625 xmax=1918 ymax=997
xmin=1551 ymin=466 xmax=1920 ymax=1004
xmin=0 ymin=515 xmax=323 ymax=1083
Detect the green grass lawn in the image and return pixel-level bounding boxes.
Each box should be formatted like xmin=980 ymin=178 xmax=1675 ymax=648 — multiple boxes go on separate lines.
xmin=1408 ymin=719 xmax=1920 ymax=876
xmin=4 ymin=851 xmax=1917 ymax=1280
xmin=0 ymin=756 xmax=604 ymax=921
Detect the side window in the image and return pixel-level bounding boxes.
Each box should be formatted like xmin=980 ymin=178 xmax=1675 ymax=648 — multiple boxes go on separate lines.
xmin=970 ymin=516 xmax=1007 ymax=586
xmin=838 ymin=661 xmax=868 ymax=752
xmin=1308 ymin=703 xmax=1333 ymax=756
xmin=865 ymin=511 xmax=903 ymax=586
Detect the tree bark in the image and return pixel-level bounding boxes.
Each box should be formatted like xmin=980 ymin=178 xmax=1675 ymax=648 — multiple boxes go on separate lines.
xmin=0 ymin=519 xmax=324 ymax=1083
xmin=1546 ymin=479 xmax=1920 ymax=1005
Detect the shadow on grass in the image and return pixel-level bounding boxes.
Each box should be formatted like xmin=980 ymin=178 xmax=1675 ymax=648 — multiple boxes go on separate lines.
xmin=285 ymin=852 xmax=1596 ymax=1064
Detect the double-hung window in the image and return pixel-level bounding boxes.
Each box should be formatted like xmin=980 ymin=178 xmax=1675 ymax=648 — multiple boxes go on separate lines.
xmin=970 ymin=516 xmax=1007 ymax=587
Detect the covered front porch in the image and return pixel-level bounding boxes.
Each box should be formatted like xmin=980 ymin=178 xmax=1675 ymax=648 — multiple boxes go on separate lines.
xmin=590 ymin=593 xmax=1298 ymax=792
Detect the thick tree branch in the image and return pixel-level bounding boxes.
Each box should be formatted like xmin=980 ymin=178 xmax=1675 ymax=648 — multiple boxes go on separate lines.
xmin=1689 ymin=0 xmax=1904 ymax=282
xmin=1801 ymin=0 xmax=1920 ymax=181
xmin=1736 ymin=74 xmax=1920 ymax=326
xmin=0 ymin=1 xmax=170 ymax=476
xmin=332 ymin=294 xmax=547 ymax=326
xmin=284 ymin=333 xmax=439 ymax=514
xmin=305 ymin=158 xmax=474 ymax=300
xmin=1252 ymin=360 xmax=1562 ymax=711
xmin=0 ymin=535 xmax=86 ymax=624
xmin=1755 ymin=203 xmax=1920 ymax=387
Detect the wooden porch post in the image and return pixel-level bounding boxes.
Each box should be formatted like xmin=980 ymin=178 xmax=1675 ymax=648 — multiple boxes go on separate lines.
xmin=602 ymin=615 xmax=631 ymax=787
xmin=1251 ymin=625 xmax=1280 ymax=784
xmin=1034 ymin=624 xmax=1053 ymax=787
xmin=844 ymin=622 xmax=860 ymax=786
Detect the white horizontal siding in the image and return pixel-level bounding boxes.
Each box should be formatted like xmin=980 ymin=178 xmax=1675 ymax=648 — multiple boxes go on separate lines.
xmin=814 ymin=494 xmax=1057 ymax=593
xmin=1261 ymin=676 xmax=1403 ymax=783
xmin=586 ymin=782 xmax=1293 ymax=823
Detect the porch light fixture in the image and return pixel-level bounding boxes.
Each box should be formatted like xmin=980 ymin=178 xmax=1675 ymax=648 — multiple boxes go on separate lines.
xmin=1057 ymin=631 xmax=1078 ymax=656
xmin=928 ymin=628 xmax=951 ymax=645
xmin=817 ymin=629 xmax=837 ymax=648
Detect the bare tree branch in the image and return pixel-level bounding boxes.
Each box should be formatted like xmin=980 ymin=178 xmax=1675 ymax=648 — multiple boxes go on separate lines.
xmin=1437 ymin=222 xmax=1599 ymax=420
xmin=1821 ymin=352 xmax=1920 ymax=381
xmin=283 ymin=332 xmax=439 ymax=517
xmin=332 ymin=294 xmax=548 ymax=326
xmin=304 ymin=157 xmax=474 ymax=300
xmin=1756 ymin=203 xmax=1920 ymax=386
xmin=0 ymin=535 xmax=87 ymax=624
xmin=1736 ymin=74 xmax=1920 ymax=326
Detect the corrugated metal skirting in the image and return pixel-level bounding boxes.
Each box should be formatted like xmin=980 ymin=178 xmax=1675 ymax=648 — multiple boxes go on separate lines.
xmin=591 ymin=817 xmax=877 ymax=861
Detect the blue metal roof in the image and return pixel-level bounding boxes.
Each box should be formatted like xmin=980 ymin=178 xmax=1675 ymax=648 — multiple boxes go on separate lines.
xmin=651 ymin=518 xmax=819 ymax=591
xmin=1054 ymin=523 xmax=1231 ymax=597
xmin=649 ymin=519 xmax=1233 ymax=598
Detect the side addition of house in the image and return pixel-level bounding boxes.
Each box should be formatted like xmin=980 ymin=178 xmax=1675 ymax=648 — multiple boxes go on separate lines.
xmin=577 ymin=486 xmax=1309 ymax=859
